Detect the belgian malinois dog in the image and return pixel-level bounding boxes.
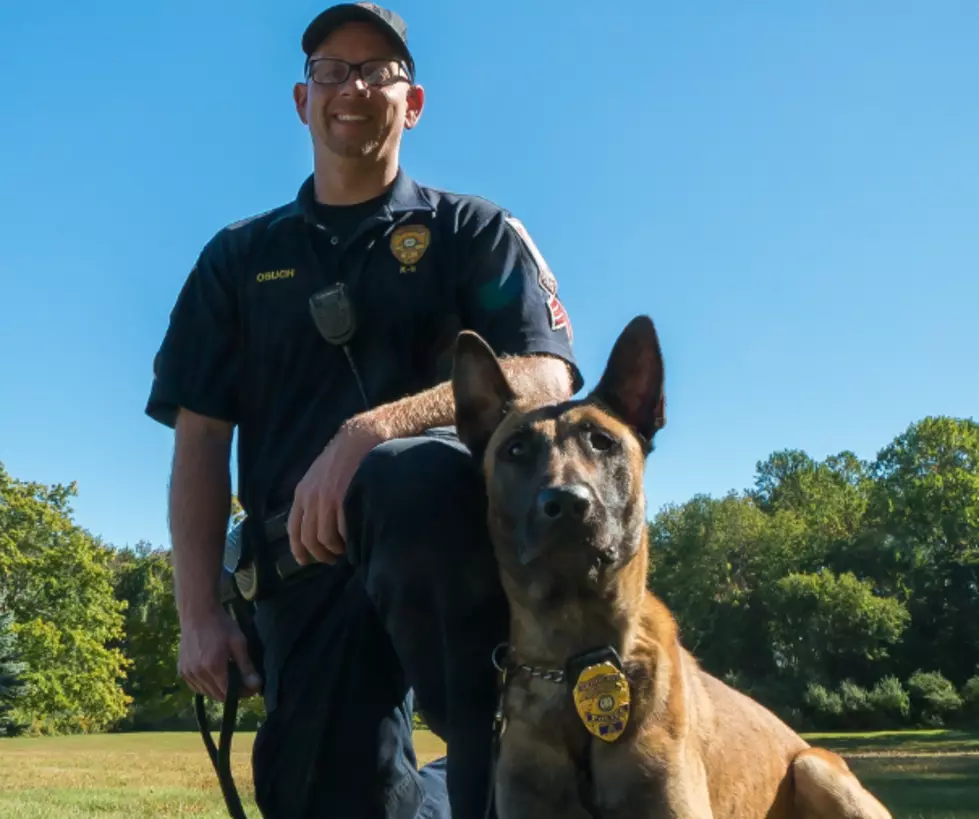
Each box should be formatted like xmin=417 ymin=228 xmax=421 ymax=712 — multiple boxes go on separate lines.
xmin=451 ymin=315 xmax=891 ymax=819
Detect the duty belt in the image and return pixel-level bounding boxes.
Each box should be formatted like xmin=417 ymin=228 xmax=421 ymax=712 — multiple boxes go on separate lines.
xmin=223 ymin=508 xmax=325 ymax=602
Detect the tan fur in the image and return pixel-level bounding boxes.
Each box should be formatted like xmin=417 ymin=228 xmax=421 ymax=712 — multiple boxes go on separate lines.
xmin=452 ymin=320 xmax=892 ymax=819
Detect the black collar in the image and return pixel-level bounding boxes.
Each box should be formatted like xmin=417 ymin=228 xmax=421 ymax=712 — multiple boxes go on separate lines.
xmin=271 ymin=167 xmax=436 ymax=228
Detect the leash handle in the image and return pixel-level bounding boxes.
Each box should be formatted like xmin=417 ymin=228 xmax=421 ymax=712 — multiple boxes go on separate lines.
xmin=195 ymin=660 xmax=249 ymax=819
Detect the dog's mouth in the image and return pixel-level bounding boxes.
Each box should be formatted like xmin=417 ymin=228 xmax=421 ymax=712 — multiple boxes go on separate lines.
xmin=514 ymin=494 xmax=614 ymax=570
xmin=489 ymin=483 xmax=625 ymax=575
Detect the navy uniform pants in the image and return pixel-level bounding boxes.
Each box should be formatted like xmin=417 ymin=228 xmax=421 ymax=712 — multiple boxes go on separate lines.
xmin=250 ymin=427 xmax=507 ymax=819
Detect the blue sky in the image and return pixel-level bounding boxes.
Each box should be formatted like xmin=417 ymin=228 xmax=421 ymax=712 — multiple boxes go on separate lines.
xmin=1 ymin=0 xmax=976 ymax=551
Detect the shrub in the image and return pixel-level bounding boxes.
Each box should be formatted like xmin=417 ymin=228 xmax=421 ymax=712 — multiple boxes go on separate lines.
xmin=959 ymin=675 xmax=979 ymax=727
xmin=840 ymin=680 xmax=871 ymax=717
xmin=803 ymin=682 xmax=844 ymax=729
xmin=867 ymin=675 xmax=910 ymax=728
xmin=907 ymin=670 xmax=962 ymax=727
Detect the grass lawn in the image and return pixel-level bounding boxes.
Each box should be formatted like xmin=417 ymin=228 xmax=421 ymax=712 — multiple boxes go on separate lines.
xmin=802 ymin=728 xmax=979 ymax=757
xmin=800 ymin=730 xmax=979 ymax=819
xmin=0 ymin=729 xmax=976 ymax=818
xmin=0 ymin=730 xmax=446 ymax=819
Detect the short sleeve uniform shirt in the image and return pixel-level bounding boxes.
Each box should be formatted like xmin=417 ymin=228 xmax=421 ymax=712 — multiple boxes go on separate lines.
xmin=145 ymin=169 xmax=583 ymax=521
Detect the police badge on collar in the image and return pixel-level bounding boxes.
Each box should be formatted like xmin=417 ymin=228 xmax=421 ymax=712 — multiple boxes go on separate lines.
xmin=390 ymin=225 xmax=431 ymax=273
xmin=572 ymin=660 xmax=631 ymax=742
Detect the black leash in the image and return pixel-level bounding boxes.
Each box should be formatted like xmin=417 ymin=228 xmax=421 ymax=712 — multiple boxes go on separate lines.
xmin=483 ymin=644 xmax=513 ymax=819
xmin=194 ymin=510 xmax=312 ymax=819
xmin=194 ymin=664 xmax=248 ymax=818
xmin=194 ymin=660 xmax=249 ymax=819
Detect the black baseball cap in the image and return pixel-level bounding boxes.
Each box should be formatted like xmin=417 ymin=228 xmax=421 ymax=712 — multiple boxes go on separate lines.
xmin=302 ymin=3 xmax=415 ymax=78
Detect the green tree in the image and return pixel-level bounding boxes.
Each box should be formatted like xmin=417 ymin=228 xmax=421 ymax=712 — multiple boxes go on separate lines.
xmin=864 ymin=417 xmax=979 ymax=685
xmin=647 ymin=493 xmax=766 ymax=674
xmin=647 ymin=416 xmax=976 ymax=729
xmin=111 ymin=542 xmax=186 ymax=728
xmin=0 ymin=593 xmax=29 ymax=736
xmin=765 ymin=569 xmax=910 ymax=687
xmin=647 ymin=492 xmax=809 ymax=682
xmin=752 ymin=449 xmax=871 ymax=550
xmin=0 ymin=461 xmax=131 ymax=734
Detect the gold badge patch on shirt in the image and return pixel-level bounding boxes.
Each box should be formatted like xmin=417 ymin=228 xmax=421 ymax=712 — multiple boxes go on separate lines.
xmin=572 ymin=661 xmax=631 ymax=742
xmin=390 ymin=225 xmax=431 ymax=272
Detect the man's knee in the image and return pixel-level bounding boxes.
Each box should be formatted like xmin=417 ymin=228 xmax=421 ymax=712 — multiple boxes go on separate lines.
xmin=345 ymin=430 xmax=487 ymax=559
xmin=351 ymin=430 xmax=482 ymax=508
xmin=343 ymin=428 xmax=499 ymax=609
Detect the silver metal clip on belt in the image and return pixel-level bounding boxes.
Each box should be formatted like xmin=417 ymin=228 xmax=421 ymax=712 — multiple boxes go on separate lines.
xmin=223 ymin=509 xmax=319 ymax=603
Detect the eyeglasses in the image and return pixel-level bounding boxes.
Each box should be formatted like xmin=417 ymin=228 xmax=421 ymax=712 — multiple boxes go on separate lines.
xmin=305 ymin=58 xmax=411 ymax=87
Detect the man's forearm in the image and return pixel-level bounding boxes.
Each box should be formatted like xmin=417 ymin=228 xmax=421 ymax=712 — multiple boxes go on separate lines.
xmin=353 ymin=353 xmax=573 ymax=441
xmin=169 ymin=411 xmax=234 ymax=623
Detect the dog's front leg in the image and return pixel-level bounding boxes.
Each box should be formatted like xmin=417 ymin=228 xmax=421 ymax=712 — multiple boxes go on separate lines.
xmin=493 ymin=719 xmax=595 ymax=819
xmin=592 ymin=735 xmax=716 ymax=819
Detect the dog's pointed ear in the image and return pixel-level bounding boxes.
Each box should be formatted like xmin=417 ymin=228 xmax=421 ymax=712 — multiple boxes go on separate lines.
xmin=452 ymin=331 xmax=517 ymax=459
xmin=590 ymin=315 xmax=666 ymax=450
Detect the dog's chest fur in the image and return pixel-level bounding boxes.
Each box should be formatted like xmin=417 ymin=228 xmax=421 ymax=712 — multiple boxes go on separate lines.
xmin=500 ymin=595 xmax=677 ymax=815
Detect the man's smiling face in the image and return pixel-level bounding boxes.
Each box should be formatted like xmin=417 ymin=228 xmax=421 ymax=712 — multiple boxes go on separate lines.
xmin=293 ymin=21 xmax=424 ymax=160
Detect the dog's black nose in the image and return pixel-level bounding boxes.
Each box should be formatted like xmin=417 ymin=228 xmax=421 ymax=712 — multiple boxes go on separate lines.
xmin=537 ymin=485 xmax=592 ymax=522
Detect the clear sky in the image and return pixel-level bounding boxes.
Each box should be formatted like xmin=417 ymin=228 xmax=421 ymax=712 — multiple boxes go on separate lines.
xmin=1 ymin=0 xmax=976 ymax=551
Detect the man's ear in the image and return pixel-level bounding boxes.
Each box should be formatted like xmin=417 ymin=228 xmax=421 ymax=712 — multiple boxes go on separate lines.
xmin=452 ymin=331 xmax=516 ymax=459
xmin=293 ymin=82 xmax=309 ymax=125
xmin=589 ymin=315 xmax=666 ymax=450
xmin=404 ymin=83 xmax=425 ymax=130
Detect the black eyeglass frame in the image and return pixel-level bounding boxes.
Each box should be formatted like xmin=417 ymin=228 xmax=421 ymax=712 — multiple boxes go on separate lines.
xmin=304 ymin=57 xmax=414 ymax=87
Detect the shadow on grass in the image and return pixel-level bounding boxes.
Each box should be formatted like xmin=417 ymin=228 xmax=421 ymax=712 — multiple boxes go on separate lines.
xmin=849 ymin=755 xmax=979 ymax=819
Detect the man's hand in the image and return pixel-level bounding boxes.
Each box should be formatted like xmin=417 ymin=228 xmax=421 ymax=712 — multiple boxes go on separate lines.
xmin=288 ymin=415 xmax=388 ymax=566
xmin=286 ymin=354 xmax=571 ymax=566
xmin=178 ymin=605 xmax=262 ymax=702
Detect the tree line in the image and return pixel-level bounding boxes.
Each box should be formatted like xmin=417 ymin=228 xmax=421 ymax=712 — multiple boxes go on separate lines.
xmin=647 ymin=415 xmax=979 ymax=731
xmin=1 ymin=414 xmax=977 ymax=737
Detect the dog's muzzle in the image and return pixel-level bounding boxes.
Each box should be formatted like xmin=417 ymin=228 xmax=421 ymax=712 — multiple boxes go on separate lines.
xmin=520 ymin=484 xmax=605 ymax=566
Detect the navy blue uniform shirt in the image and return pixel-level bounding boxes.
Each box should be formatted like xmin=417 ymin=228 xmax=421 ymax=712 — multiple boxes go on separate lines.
xmin=145 ymin=169 xmax=583 ymax=521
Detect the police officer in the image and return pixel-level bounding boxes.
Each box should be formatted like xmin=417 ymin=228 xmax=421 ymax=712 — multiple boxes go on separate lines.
xmin=145 ymin=3 xmax=582 ymax=818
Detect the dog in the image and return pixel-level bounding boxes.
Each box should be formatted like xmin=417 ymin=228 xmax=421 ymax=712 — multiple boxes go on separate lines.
xmin=450 ymin=315 xmax=892 ymax=819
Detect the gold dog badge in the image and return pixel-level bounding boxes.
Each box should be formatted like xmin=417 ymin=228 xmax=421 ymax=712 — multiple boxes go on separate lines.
xmin=390 ymin=225 xmax=431 ymax=273
xmin=572 ymin=661 xmax=630 ymax=742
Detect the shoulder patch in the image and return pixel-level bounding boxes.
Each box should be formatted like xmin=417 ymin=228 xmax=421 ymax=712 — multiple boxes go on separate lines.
xmin=505 ymin=216 xmax=572 ymax=341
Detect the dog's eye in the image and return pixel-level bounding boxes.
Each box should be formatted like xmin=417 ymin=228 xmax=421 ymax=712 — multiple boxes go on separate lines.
xmin=501 ymin=434 xmax=530 ymax=460
xmin=580 ymin=422 xmax=615 ymax=452
xmin=589 ymin=430 xmax=615 ymax=451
